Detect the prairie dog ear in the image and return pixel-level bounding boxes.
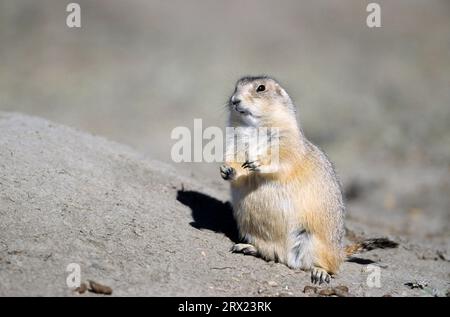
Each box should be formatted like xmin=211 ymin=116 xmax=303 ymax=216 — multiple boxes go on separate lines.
xmin=274 ymin=83 xmax=287 ymax=98
xmin=275 ymin=86 xmax=283 ymax=96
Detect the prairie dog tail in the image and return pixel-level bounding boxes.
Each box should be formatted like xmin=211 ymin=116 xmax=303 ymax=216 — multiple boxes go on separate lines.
xmin=345 ymin=238 xmax=398 ymax=257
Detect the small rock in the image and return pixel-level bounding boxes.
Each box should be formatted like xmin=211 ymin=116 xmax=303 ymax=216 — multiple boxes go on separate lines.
xmin=303 ymin=285 xmax=318 ymax=294
xmin=335 ymin=285 xmax=349 ymax=292
xmin=88 ymin=280 xmax=113 ymax=295
xmin=74 ymin=282 xmax=87 ymax=294
xmin=319 ymin=288 xmax=336 ymax=296
xmin=334 ymin=285 xmax=349 ymax=297
xmin=317 ymin=285 xmax=350 ymax=297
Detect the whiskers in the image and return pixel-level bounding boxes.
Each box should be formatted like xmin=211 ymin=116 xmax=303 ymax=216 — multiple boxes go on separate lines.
xmin=217 ymin=101 xmax=231 ymax=118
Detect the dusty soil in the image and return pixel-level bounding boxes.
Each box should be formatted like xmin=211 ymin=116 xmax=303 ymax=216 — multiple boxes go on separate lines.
xmin=0 ymin=113 xmax=448 ymax=296
xmin=0 ymin=0 xmax=449 ymax=298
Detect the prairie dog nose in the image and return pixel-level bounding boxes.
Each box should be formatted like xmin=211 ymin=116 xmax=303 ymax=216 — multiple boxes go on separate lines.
xmin=231 ymin=95 xmax=241 ymax=106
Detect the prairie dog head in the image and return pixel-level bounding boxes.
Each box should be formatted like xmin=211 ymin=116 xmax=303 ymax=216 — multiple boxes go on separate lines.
xmin=228 ymin=76 xmax=296 ymax=128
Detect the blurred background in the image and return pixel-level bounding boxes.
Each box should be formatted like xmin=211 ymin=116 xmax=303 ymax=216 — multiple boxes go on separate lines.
xmin=0 ymin=0 xmax=449 ymax=247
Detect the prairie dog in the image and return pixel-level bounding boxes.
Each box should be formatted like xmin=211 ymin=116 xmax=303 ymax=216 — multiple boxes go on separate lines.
xmin=220 ymin=76 xmax=345 ymax=284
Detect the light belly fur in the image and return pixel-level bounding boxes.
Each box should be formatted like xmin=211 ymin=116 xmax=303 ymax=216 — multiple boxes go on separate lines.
xmin=231 ymin=178 xmax=310 ymax=266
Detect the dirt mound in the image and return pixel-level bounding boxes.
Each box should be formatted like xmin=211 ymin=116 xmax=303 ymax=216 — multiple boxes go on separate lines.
xmin=0 ymin=113 xmax=447 ymax=296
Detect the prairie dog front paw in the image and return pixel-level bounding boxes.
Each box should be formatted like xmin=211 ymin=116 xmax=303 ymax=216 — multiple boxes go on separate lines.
xmin=220 ymin=164 xmax=236 ymax=180
xmin=241 ymin=159 xmax=261 ymax=172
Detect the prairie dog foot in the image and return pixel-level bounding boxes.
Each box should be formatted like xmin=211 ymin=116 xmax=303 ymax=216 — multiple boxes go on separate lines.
xmin=220 ymin=164 xmax=236 ymax=180
xmin=311 ymin=267 xmax=331 ymax=284
xmin=231 ymin=243 xmax=258 ymax=256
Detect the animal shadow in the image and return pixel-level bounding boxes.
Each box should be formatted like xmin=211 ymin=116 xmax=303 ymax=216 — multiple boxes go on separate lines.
xmin=347 ymin=257 xmax=376 ymax=265
xmin=176 ymin=190 xmax=239 ymax=243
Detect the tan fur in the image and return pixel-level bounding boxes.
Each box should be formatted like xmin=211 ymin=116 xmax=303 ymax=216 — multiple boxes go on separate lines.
xmin=344 ymin=238 xmax=399 ymax=257
xmin=222 ymin=76 xmax=345 ymax=276
xmin=344 ymin=244 xmax=362 ymax=257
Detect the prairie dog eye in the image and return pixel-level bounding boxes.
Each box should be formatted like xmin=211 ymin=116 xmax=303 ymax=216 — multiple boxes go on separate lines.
xmin=256 ymin=85 xmax=266 ymax=92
